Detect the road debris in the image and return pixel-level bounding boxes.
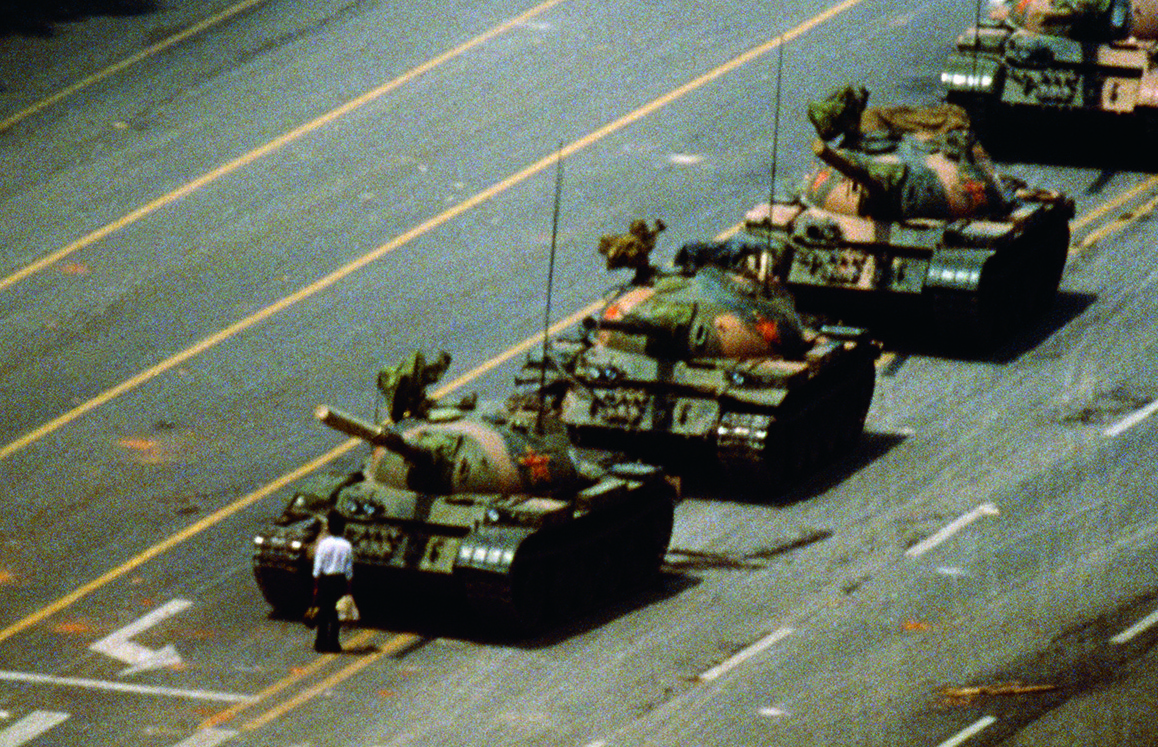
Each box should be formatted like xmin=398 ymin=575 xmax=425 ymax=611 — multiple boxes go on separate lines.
xmin=942 ymin=681 xmax=1058 ymax=705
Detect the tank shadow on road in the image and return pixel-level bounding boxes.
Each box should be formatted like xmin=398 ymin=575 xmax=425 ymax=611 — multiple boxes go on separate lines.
xmin=679 ymin=430 xmax=909 ymax=506
xmin=871 ymin=290 xmax=1096 ymax=364
xmin=322 ymin=572 xmax=700 ymax=649
xmin=984 ymin=113 xmax=1158 ymax=173
xmin=0 ymin=1 xmax=156 ymax=37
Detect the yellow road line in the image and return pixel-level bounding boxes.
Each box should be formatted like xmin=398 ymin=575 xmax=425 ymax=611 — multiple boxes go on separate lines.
xmin=199 ymin=629 xmax=377 ymax=729
xmin=0 ymin=0 xmax=867 ymax=643
xmin=240 ymin=633 xmax=422 ymax=731
xmin=0 ymin=0 xmax=865 ymax=464
xmin=0 ymin=442 xmax=353 ymax=645
xmin=0 ymin=0 xmax=273 ymax=134
xmin=0 ymin=0 xmax=566 ymax=295
xmin=1070 ymin=176 xmax=1158 ymax=233
xmin=1074 ymin=190 xmax=1158 ymax=252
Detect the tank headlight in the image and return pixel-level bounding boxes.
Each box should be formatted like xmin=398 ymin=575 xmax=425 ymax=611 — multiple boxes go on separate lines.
xmin=253 ymin=536 xmax=265 ymax=545
xmin=289 ymin=540 xmax=303 ymax=551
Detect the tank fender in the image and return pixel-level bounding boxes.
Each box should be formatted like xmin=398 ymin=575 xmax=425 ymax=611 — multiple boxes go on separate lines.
xmin=455 ymin=525 xmax=533 ymax=574
xmin=941 ymin=53 xmax=1003 ymax=95
xmin=817 ymin=324 xmax=873 ymax=342
xmin=925 ymin=247 xmax=993 ymax=291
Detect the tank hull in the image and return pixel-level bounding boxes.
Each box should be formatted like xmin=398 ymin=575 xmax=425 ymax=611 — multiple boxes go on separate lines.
xmin=252 ymin=468 xmax=676 ymax=632
xmin=942 ymin=22 xmax=1158 ymax=137
xmin=740 ymin=193 xmax=1072 ymax=344
xmin=522 ymin=331 xmax=877 ymax=492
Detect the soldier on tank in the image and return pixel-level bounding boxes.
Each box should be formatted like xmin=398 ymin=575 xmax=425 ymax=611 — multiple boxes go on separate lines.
xmin=598 ymin=218 xmax=666 ymax=285
xmin=800 ymin=85 xmax=1015 ymax=222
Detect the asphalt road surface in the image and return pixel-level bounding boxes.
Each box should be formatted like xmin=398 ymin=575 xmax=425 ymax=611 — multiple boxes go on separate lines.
xmin=1 ymin=0 xmax=1157 ymax=745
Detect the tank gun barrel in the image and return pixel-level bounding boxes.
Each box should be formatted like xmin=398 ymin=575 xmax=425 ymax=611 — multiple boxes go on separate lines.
xmin=314 ymin=405 xmax=424 ymax=462
xmin=586 ymin=315 xmax=675 ymax=337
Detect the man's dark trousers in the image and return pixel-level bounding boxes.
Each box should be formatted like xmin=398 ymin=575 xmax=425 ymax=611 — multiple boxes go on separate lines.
xmin=314 ymin=573 xmax=346 ymax=653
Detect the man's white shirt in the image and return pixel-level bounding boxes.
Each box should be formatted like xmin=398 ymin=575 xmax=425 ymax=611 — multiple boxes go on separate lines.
xmin=313 ymin=535 xmax=354 ymax=578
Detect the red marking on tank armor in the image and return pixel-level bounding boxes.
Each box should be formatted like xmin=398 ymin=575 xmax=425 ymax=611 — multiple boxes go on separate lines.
xmin=518 ymin=448 xmax=552 ymax=484
xmin=754 ymin=316 xmax=780 ymax=345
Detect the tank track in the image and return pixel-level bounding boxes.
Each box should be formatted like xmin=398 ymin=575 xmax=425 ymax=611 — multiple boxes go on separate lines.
xmin=931 ymin=217 xmax=1070 ymax=345
xmin=455 ymin=488 xmax=675 ymax=632
xmin=716 ymin=356 xmax=875 ymax=488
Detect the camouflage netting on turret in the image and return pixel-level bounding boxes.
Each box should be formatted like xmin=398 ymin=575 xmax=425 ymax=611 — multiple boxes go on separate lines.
xmin=800 ymin=85 xmax=1015 ymax=222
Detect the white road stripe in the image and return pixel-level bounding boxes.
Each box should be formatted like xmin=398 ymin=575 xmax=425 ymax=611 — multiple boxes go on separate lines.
xmin=1103 ymin=399 xmax=1158 ymax=437
xmin=699 ymin=627 xmax=794 ymax=681
xmin=168 ymin=728 xmax=238 ymax=747
xmin=934 ymin=715 xmax=997 ymax=747
xmin=905 ymin=503 xmax=999 ymax=558
xmin=0 ymin=670 xmax=252 ymax=703
xmin=90 ymin=598 xmax=192 ymax=675
xmin=0 ymin=711 xmax=68 ymax=747
xmin=1111 ymin=606 xmax=1158 ymax=644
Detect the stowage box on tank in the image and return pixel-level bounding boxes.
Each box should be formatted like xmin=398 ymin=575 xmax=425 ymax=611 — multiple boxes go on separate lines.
xmin=252 ymin=353 xmax=676 ymax=632
xmin=511 ymin=221 xmax=879 ymax=493
xmin=941 ymin=0 xmax=1158 ymax=130
xmin=733 ymin=85 xmax=1074 ymax=343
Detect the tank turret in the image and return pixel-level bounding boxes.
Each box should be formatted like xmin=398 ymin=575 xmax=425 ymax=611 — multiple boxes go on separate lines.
xmin=252 ymin=354 xmax=677 ymax=633
xmin=735 ymin=85 xmax=1073 ymax=344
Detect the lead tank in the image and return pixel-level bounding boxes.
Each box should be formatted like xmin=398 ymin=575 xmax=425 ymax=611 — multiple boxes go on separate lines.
xmin=941 ymin=0 xmax=1158 ymax=131
xmin=252 ymin=354 xmax=677 ymax=632
xmin=732 ymin=85 xmax=1073 ymax=342
xmin=511 ymin=222 xmax=879 ymax=492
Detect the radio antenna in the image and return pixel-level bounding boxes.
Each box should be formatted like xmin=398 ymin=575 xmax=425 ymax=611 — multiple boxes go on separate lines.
xmin=537 ymin=143 xmax=564 ymax=434
xmin=762 ymin=39 xmax=786 ymax=283
xmin=770 ymin=39 xmax=785 ymax=210
xmin=971 ymin=0 xmax=983 ymax=94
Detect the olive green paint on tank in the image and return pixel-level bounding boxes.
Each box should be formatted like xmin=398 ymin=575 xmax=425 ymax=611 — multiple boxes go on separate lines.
xmin=252 ymin=355 xmax=677 ymax=633
xmin=941 ymin=0 xmax=1158 ymax=127
xmin=512 ymin=228 xmax=879 ymax=495
xmin=736 ymin=86 xmax=1073 ymax=343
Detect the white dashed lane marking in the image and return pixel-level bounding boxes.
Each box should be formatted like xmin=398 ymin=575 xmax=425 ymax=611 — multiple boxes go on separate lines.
xmin=699 ymin=627 xmax=794 ymax=682
xmin=905 ymin=503 xmax=999 ymax=558
xmin=1103 ymin=399 xmax=1158 ymax=438
xmin=1111 ymin=606 xmax=1158 ymax=645
xmin=934 ymin=715 xmax=997 ymax=747
xmin=0 ymin=711 xmax=68 ymax=747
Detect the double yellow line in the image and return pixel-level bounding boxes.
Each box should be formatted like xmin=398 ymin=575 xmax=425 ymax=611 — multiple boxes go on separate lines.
xmin=5 ymin=0 xmax=1152 ymax=725
xmin=1070 ymin=175 xmax=1158 ymax=253
xmin=198 ymin=630 xmax=422 ymax=732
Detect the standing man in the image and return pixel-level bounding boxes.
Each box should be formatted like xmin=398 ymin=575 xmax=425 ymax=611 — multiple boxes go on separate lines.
xmin=312 ymin=509 xmax=353 ymax=653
